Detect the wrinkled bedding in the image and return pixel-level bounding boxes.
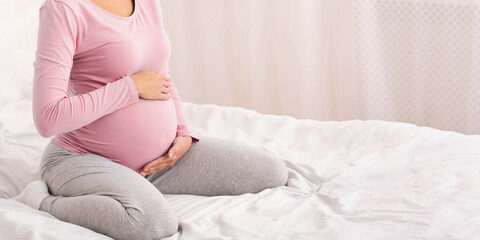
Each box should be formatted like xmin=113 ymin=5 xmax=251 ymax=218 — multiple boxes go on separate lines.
xmin=1 ymin=99 xmax=480 ymax=240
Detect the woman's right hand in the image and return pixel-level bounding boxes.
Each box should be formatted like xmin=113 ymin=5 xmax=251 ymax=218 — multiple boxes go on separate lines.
xmin=130 ymin=70 xmax=171 ymax=100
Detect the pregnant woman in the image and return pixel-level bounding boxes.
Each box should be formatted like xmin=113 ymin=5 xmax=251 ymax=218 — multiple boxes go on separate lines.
xmin=10 ymin=0 xmax=289 ymax=239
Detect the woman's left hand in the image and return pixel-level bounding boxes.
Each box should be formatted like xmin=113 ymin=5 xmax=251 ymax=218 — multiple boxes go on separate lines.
xmin=140 ymin=136 xmax=193 ymax=176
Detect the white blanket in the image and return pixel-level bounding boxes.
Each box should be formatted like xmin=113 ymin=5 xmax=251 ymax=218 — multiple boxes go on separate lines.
xmin=1 ymin=99 xmax=480 ymax=240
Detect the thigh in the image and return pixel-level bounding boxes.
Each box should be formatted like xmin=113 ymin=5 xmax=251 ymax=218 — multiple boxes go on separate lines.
xmin=145 ymin=136 xmax=289 ymax=196
xmin=39 ymin=141 xmax=179 ymax=239
xmin=40 ymin=141 xmax=169 ymax=210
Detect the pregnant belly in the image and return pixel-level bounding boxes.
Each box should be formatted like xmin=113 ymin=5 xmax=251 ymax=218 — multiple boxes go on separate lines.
xmin=73 ymin=98 xmax=178 ymax=173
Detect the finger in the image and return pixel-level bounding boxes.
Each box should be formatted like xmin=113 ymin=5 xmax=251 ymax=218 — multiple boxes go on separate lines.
xmin=168 ymin=144 xmax=183 ymax=159
xmin=144 ymin=163 xmax=168 ymax=174
xmin=157 ymin=80 xmax=169 ymax=90
xmin=157 ymin=92 xmax=170 ymax=100
xmin=142 ymin=162 xmax=155 ymax=172
xmin=141 ymin=164 xmax=155 ymax=174
xmin=142 ymin=156 xmax=167 ymax=171
xmin=147 ymin=163 xmax=172 ymax=174
xmin=161 ymin=86 xmax=170 ymax=94
xmin=156 ymin=71 xmax=166 ymax=79
xmin=160 ymin=74 xmax=168 ymax=82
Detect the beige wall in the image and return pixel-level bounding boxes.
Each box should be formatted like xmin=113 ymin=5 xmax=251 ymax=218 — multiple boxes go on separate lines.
xmin=161 ymin=0 xmax=356 ymax=121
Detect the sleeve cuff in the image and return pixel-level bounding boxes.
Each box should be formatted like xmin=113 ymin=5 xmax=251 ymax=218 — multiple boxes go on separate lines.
xmin=123 ymin=75 xmax=140 ymax=103
xmin=176 ymin=125 xmax=200 ymax=145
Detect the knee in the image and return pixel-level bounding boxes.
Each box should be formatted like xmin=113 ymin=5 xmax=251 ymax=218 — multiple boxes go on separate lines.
xmin=143 ymin=212 xmax=179 ymax=240
xmin=140 ymin=201 xmax=179 ymax=240
xmin=250 ymin=152 xmax=289 ymax=191
xmin=122 ymin=206 xmax=179 ymax=240
xmin=152 ymin=208 xmax=179 ymax=239
xmin=266 ymin=155 xmax=289 ymax=187
xmin=116 ymin=191 xmax=179 ymax=240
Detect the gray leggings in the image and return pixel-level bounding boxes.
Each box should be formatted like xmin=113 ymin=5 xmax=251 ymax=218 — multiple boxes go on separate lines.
xmin=39 ymin=136 xmax=289 ymax=240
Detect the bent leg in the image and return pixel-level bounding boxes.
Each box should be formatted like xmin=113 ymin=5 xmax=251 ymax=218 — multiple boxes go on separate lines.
xmin=145 ymin=136 xmax=289 ymax=196
xmin=39 ymin=141 xmax=178 ymax=240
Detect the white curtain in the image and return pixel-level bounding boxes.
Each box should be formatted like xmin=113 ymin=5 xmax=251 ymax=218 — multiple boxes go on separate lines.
xmin=163 ymin=0 xmax=480 ymax=135
xmin=161 ymin=0 xmax=357 ymax=121
xmin=355 ymin=0 xmax=480 ymax=135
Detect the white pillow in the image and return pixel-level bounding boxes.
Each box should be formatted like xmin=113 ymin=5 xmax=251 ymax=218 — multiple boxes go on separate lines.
xmin=0 ymin=99 xmax=51 ymax=199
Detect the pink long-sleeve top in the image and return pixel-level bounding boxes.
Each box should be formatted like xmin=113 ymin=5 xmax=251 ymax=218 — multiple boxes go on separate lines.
xmin=32 ymin=0 xmax=199 ymax=174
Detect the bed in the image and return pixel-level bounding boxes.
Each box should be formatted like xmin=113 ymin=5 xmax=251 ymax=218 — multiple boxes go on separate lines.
xmin=1 ymin=96 xmax=480 ymax=239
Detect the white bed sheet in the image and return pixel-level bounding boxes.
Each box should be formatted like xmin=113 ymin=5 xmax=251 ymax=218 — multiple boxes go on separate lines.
xmin=1 ymin=99 xmax=480 ymax=240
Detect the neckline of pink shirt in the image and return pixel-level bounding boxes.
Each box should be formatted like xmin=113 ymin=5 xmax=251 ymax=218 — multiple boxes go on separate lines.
xmin=85 ymin=0 xmax=138 ymax=21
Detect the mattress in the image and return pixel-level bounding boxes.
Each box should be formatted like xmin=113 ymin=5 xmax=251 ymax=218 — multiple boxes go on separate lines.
xmin=1 ymin=99 xmax=480 ymax=239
